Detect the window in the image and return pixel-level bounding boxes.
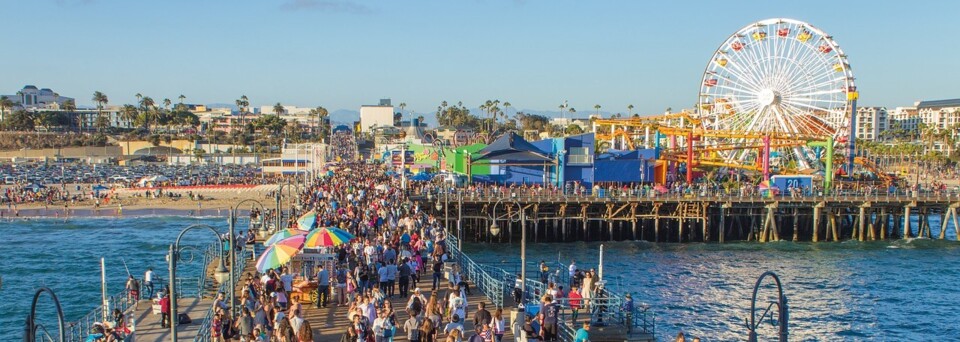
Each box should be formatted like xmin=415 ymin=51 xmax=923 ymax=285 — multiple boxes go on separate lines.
xmin=567 ymin=147 xmax=592 ymax=165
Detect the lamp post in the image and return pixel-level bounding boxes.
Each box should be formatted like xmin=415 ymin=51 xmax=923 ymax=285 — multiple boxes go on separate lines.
xmin=168 ymin=224 xmax=230 ymax=342
xmin=488 ymin=199 xmax=525 ymax=307
xmin=22 ymin=287 xmax=65 ymax=342
xmin=229 ymin=199 xmax=267 ymax=319
xmin=275 ymin=182 xmax=284 ymax=231
xmin=746 ymin=271 xmax=789 ymax=342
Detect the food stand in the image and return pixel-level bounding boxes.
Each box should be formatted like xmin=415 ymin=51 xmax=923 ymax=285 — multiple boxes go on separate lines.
xmin=289 ymin=248 xmax=336 ymax=303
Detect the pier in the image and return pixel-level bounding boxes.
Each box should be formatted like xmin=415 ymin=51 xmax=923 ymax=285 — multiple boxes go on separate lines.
xmin=421 ymin=190 xmax=960 ymax=243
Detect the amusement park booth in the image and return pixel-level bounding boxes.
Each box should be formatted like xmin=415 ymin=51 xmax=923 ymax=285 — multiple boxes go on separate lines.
xmin=468 ymin=133 xmax=555 ymax=185
xmin=594 ymin=149 xmax=657 ymax=183
xmin=530 ymin=133 xmax=596 ymax=188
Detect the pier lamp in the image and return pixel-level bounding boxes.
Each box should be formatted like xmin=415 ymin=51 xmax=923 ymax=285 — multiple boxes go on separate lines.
xmin=488 ymin=200 xmax=526 ymax=307
xmin=746 ymin=271 xmax=789 ymax=342
xmin=228 ymin=199 xmax=268 ymax=318
xmin=168 ymin=224 xmax=230 ymax=342
xmin=22 ymin=287 xmax=65 ymax=342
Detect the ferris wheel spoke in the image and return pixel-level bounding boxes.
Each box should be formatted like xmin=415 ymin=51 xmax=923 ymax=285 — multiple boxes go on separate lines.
xmin=713 ymin=70 xmax=764 ymax=94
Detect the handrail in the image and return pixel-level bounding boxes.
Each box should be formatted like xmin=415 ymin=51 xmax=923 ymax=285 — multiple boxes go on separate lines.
xmin=444 ymin=233 xmax=656 ymax=340
xmin=193 ymin=246 xmax=249 ymax=342
xmin=66 ymin=242 xmax=220 ymax=342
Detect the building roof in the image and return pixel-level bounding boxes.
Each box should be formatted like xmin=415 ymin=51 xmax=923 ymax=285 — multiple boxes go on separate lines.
xmin=917 ymin=99 xmax=960 ymax=109
xmin=472 ymin=132 xmax=553 ymax=163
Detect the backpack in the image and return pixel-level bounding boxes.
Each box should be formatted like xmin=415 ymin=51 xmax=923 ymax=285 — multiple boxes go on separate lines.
xmin=409 ymin=318 xmax=422 ymax=340
xmin=382 ymin=319 xmax=394 ymax=337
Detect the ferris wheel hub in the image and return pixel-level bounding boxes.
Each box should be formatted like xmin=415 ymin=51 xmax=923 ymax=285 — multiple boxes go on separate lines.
xmin=758 ymin=89 xmax=781 ymax=107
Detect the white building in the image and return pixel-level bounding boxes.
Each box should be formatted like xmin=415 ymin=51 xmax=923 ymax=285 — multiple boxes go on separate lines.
xmin=261 ymin=143 xmax=328 ymax=176
xmin=889 ymin=106 xmax=920 ymax=133
xmin=854 ymin=107 xmax=887 ymax=141
xmin=1 ymin=85 xmax=75 ymax=109
xmin=917 ymin=99 xmax=960 ymax=130
xmin=360 ymin=99 xmax=395 ymax=133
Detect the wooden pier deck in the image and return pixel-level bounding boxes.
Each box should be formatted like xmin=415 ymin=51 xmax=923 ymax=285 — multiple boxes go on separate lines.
xmin=301 ymin=281 xmax=514 ymax=341
xmin=129 ymin=297 xmax=212 ymax=341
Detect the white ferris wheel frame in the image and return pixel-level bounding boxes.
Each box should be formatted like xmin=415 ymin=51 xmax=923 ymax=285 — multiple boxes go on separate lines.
xmin=697 ymin=18 xmax=856 ymax=169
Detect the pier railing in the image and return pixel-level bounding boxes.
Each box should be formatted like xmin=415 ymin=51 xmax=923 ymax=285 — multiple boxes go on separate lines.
xmin=418 ymin=187 xmax=960 ymax=204
xmin=445 ymin=235 xmax=656 ymax=340
xmin=65 ymin=241 xmax=219 ymax=342
xmin=193 ymin=246 xmax=250 ymax=342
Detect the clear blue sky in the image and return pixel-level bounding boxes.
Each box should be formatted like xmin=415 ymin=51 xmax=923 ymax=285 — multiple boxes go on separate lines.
xmin=4 ymin=0 xmax=959 ymax=116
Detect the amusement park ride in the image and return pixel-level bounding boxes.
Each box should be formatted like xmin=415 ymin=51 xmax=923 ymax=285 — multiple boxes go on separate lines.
xmin=593 ymin=18 xmax=888 ymax=192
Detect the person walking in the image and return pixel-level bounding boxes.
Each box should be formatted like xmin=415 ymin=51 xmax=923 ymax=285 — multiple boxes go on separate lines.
xmin=398 ymin=258 xmax=412 ymax=298
xmin=317 ymin=265 xmax=330 ymax=308
xmin=573 ymin=322 xmax=590 ymax=342
xmin=568 ymin=286 xmax=582 ymax=325
xmin=489 ymin=308 xmax=505 ymax=342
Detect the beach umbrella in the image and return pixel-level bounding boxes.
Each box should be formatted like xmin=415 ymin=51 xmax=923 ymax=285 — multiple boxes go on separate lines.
xmin=296 ymin=210 xmax=318 ymax=231
xmin=264 ymin=229 xmax=306 ymax=247
xmin=92 ymin=185 xmax=109 ymax=191
xmin=255 ymin=235 xmax=305 ymax=272
xmin=304 ymin=227 xmax=355 ymax=248
xmin=653 ymin=184 xmax=669 ymax=194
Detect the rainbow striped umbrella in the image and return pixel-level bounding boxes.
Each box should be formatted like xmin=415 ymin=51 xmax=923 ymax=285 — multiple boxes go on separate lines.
xmin=296 ymin=210 xmax=318 ymax=231
xmin=304 ymin=227 xmax=355 ymax=248
xmin=256 ymin=235 xmax=305 ymax=272
xmin=264 ymin=229 xmax=307 ymax=247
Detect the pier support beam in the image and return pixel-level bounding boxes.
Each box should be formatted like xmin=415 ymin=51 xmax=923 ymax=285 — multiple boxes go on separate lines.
xmin=858 ymin=203 xmax=870 ymax=242
xmin=812 ymin=202 xmax=823 ymax=242
xmin=760 ymin=202 xmax=779 ymax=242
xmin=903 ymin=205 xmax=913 ymax=239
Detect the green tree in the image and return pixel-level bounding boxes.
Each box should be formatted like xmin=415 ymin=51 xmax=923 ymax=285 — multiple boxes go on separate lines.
xmin=565 ymin=124 xmax=584 ymax=135
xmin=0 ymin=96 xmax=13 ymax=122
xmin=594 ymin=104 xmax=601 ymax=115
xmin=92 ymin=91 xmax=108 ymax=133
xmin=273 ymin=102 xmax=285 ymax=116
xmin=252 ymin=114 xmax=287 ymax=136
xmin=3 ymin=110 xmax=35 ymax=131
xmin=628 ymin=104 xmax=634 ymax=116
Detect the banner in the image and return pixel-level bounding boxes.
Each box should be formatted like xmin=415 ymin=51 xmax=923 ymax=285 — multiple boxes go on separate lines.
xmin=391 ymin=150 xmax=414 ymax=165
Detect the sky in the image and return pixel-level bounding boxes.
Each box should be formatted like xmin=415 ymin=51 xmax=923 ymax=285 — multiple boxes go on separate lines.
xmin=3 ymin=0 xmax=960 ymax=119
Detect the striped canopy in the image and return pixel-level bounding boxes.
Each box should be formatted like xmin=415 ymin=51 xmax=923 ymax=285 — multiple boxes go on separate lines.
xmin=256 ymin=234 xmax=305 ymax=272
xmin=304 ymin=227 xmax=355 ymax=248
xmin=264 ymin=229 xmax=306 ymax=247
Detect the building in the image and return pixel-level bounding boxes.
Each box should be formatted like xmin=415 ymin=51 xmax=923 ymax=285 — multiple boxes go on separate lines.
xmin=917 ymin=99 xmax=960 ymax=130
xmin=1 ymin=85 xmax=75 ymax=109
xmin=854 ymin=107 xmax=887 ymax=141
xmin=261 ymin=143 xmax=328 ymax=176
xmin=889 ymin=106 xmax=920 ymax=134
xmin=359 ymin=99 xmax=395 ymax=133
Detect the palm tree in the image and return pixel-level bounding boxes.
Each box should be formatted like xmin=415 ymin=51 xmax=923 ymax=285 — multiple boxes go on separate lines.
xmin=273 ymin=103 xmax=285 ymax=116
xmin=163 ymin=98 xmax=172 ymax=110
xmin=142 ymin=96 xmax=156 ymax=132
xmin=310 ymin=106 xmax=329 ymax=142
xmin=399 ymin=102 xmax=406 ymax=115
xmin=61 ymin=99 xmax=77 ymax=131
xmin=91 ymin=91 xmax=108 ymax=133
xmin=628 ymin=104 xmax=634 ymax=116
xmin=178 ymin=94 xmax=186 ymax=104
xmin=0 ymin=96 xmax=13 ymax=122
xmin=121 ymin=104 xmax=138 ymax=129
xmin=594 ymin=104 xmax=601 ymax=116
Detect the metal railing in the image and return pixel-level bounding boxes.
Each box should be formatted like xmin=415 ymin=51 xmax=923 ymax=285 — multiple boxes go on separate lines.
xmin=65 ymin=242 xmax=219 ymax=342
xmin=444 ymin=234 xmax=656 ymax=340
xmin=193 ymin=246 xmax=250 ymax=342
xmin=417 ymin=187 xmax=960 ymax=204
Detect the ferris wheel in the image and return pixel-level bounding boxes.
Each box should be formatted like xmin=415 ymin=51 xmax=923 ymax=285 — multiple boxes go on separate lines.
xmin=698 ymin=18 xmax=855 ymax=171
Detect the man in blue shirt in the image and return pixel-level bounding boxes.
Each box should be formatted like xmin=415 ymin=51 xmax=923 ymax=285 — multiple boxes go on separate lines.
xmin=316 ymin=265 xmax=330 ymax=308
xmin=622 ymin=293 xmax=634 ymax=333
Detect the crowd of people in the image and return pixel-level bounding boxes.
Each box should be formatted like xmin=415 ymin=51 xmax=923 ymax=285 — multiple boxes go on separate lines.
xmin=213 ymin=157 xmax=598 ymax=342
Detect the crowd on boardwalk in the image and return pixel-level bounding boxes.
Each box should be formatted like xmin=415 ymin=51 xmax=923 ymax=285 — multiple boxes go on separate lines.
xmin=205 ymin=158 xmax=602 ymax=342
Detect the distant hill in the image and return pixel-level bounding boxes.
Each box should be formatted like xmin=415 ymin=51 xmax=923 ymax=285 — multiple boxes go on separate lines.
xmin=330 ymin=109 xmax=359 ymax=125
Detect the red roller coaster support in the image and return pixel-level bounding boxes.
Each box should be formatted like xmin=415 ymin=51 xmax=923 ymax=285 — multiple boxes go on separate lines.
xmin=762 ymin=135 xmax=771 ymax=181
xmin=687 ymin=131 xmax=695 ymax=183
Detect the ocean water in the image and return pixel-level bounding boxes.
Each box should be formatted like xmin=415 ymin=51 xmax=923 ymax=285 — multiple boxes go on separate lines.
xmin=0 ymin=215 xmax=229 ymax=340
xmin=3 ymin=216 xmax=959 ymax=341
xmin=464 ymin=235 xmax=960 ymax=341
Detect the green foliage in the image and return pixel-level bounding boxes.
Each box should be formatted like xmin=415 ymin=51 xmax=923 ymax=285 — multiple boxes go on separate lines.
xmin=252 ymin=115 xmax=287 ymax=136
xmin=1 ymin=110 xmax=35 ymax=131
xmin=565 ymin=124 xmax=584 ymax=135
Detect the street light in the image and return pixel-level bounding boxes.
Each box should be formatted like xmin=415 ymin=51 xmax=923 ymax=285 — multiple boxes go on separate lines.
xmin=488 ymin=199 xmax=525 ymax=308
xmin=228 ymin=199 xmax=268 ymax=318
xmin=22 ymin=287 xmax=65 ymax=342
xmin=746 ymin=271 xmax=789 ymax=342
xmin=168 ymin=224 xmax=230 ymax=342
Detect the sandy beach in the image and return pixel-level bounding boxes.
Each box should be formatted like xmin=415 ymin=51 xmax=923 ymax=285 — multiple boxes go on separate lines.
xmin=1 ymin=184 xmax=298 ymax=218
